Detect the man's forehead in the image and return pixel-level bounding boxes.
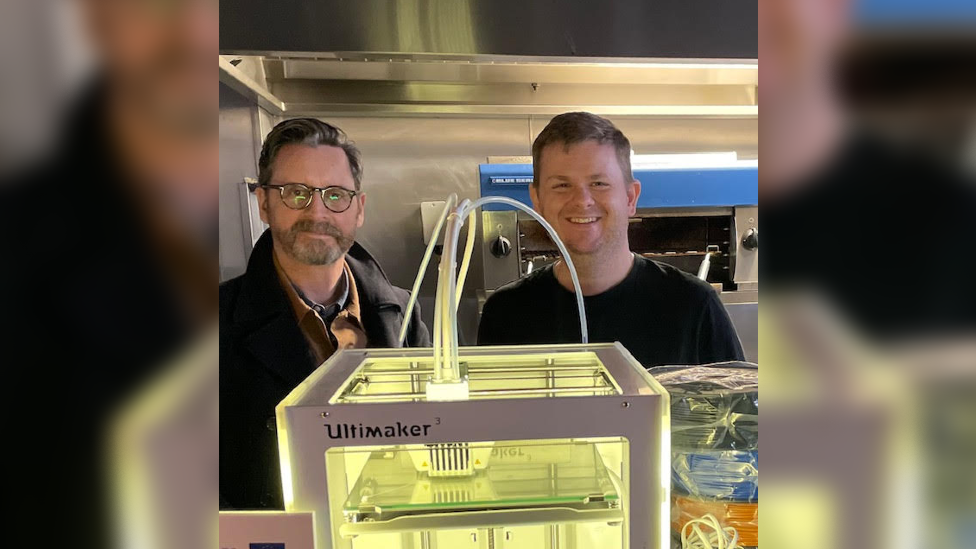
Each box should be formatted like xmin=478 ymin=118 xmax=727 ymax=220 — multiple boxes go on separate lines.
xmin=539 ymin=141 xmax=623 ymax=175
xmin=274 ymin=144 xmax=351 ymax=172
xmin=275 ymin=143 xmax=348 ymax=163
xmin=271 ymin=145 xmax=355 ymax=188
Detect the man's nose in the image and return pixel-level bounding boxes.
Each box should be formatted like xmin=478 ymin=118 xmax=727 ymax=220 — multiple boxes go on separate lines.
xmin=569 ymin=185 xmax=595 ymax=208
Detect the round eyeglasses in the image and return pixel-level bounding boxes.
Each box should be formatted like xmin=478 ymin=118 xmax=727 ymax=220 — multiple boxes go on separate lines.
xmin=262 ymin=184 xmax=359 ymax=212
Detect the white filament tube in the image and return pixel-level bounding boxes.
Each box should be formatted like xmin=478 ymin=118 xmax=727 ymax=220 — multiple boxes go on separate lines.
xmin=398 ymin=196 xmax=455 ymax=345
xmin=461 ymin=196 xmax=588 ymax=343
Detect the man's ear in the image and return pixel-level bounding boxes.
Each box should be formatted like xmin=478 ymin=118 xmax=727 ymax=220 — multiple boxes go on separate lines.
xmin=529 ymin=183 xmax=542 ymax=215
xmin=627 ymin=179 xmax=641 ymax=217
xmin=356 ymin=192 xmax=366 ymax=228
xmin=256 ymin=187 xmax=270 ymax=225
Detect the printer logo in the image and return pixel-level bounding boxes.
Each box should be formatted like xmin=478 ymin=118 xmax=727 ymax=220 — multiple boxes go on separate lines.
xmin=324 ymin=422 xmax=432 ymax=439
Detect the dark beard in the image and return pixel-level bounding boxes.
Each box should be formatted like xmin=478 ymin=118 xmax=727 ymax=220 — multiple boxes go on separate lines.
xmin=276 ymin=218 xmax=354 ymax=265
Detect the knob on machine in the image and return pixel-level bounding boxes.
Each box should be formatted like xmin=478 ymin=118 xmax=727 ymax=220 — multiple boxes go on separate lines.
xmin=742 ymin=228 xmax=758 ymax=251
xmin=491 ymin=235 xmax=512 ymax=257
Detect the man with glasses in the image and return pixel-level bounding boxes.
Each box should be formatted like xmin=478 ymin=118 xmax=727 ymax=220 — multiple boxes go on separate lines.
xmin=220 ymin=118 xmax=430 ymax=510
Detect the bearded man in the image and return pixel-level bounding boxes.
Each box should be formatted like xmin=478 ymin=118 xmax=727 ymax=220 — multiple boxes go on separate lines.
xmin=220 ymin=118 xmax=430 ymax=509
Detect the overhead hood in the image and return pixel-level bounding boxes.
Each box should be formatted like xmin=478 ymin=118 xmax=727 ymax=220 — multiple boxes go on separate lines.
xmin=219 ymin=0 xmax=757 ymax=59
xmin=219 ymin=53 xmax=757 ymax=117
xmin=218 ymin=1 xmax=757 ymax=117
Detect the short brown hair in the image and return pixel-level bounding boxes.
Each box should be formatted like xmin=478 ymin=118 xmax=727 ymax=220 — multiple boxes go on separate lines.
xmin=258 ymin=118 xmax=363 ymax=190
xmin=531 ymin=112 xmax=634 ymax=186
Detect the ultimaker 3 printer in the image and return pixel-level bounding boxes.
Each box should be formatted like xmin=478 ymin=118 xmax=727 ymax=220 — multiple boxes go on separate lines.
xmin=275 ymin=195 xmax=671 ymax=549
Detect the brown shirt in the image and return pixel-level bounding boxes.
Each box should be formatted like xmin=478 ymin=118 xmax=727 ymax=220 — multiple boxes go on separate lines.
xmin=273 ymin=253 xmax=368 ymax=365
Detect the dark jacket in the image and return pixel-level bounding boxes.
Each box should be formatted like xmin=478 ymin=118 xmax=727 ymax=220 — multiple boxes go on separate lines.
xmin=219 ymin=230 xmax=429 ymax=509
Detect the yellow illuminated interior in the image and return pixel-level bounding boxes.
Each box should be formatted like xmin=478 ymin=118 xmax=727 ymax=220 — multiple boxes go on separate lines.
xmin=330 ymin=351 xmax=622 ymax=404
xmin=275 ymin=344 xmax=670 ymax=549
xmin=324 ymin=437 xmax=630 ymax=549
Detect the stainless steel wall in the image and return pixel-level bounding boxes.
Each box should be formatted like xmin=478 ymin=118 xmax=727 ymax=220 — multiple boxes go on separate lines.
xmin=219 ymin=83 xmax=259 ymax=282
xmin=218 ymin=105 xmax=758 ymax=347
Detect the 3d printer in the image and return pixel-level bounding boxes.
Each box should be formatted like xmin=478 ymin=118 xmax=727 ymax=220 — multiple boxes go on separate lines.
xmin=275 ymin=195 xmax=671 ymax=549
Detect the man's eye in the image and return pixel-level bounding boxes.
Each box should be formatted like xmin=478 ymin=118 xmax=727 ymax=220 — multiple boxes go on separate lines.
xmin=592 ymin=181 xmax=609 ymax=187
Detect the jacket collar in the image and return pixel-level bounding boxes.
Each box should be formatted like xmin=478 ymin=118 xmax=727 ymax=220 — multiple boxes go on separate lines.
xmin=232 ymin=230 xmax=405 ymax=383
xmin=344 ymin=238 xmax=403 ymax=311
xmin=233 ymin=230 xmax=404 ymax=319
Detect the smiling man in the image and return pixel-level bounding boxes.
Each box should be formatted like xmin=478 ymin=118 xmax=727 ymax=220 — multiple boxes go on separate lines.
xmin=220 ymin=118 xmax=430 ymax=509
xmin=478 ymin=112 xmax=744 ymax=367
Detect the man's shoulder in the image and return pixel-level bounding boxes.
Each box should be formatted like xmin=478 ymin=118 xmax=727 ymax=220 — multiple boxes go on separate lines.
xmin=485 ymin=267 xmax=555 ymax=306
xmin=219 ymin=274 xmax=243 ymax=296
xmin=345 ymin=242 xmax=412 ymax=307
xmin=633 ymin=256 xmax=718 ymax=303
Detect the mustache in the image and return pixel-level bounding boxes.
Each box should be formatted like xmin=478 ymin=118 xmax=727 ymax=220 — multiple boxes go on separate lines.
xmin=290 ymin=219 xmax=346 ymax=239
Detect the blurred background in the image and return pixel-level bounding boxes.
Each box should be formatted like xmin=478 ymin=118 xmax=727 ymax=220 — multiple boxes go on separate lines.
xmin=760 ymin=0 xmax=975 ymax=549
xmin=0 ymin=0 xmax=972 ymax=548
xmin=1 ymin=1 xmax=217 ymax=549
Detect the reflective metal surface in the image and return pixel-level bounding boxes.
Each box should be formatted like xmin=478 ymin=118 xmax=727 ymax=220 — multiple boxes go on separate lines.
xmin=219 ymin=83 xmax=261 ymax=281
xmin=482 ymin=211 xmax=520 ymax=291
xmin=733 ymin=206 xmax=759 ymax=285
xmin=219 ymin=56 xmax=285 ymax=115
xmin=220 ymin=0 xmax=757 ymax=59
xmin=219 ymin=54 xmax=757 ymax=117
xmin=725 ymin=302 xmax=758 ymax=364
xmin=278 ymin=57 xmax=759 ymax=85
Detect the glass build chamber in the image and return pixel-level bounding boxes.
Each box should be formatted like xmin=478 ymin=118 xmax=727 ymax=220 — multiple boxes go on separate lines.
xmin=276 ymin=344 xmax=670 ymax=549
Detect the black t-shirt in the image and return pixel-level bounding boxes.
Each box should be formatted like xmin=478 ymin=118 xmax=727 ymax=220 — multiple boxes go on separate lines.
xmin=477 ymin=255 xmax=745 ymax=367
xmin=764 ymin=134 xmax=976 ymax=339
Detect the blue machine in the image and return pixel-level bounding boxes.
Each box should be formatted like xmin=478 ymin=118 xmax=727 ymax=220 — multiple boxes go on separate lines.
xmin=479 ymin=164 xmax=758 ymax=211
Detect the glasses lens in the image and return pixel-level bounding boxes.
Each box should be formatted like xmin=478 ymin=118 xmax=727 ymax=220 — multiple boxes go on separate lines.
xmin=322 ymin=187 xmax=353 ymax=212
xmin=281 ymin=184 xmax=312 ymax=209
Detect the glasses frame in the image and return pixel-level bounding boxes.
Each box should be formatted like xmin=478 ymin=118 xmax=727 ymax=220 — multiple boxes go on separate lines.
xmin=262 ymin=184 xmax=360 ymax=213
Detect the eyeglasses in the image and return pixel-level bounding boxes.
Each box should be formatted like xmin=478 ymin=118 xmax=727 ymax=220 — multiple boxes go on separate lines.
xmin=262 ymin=184 xmax=360 ymax=213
